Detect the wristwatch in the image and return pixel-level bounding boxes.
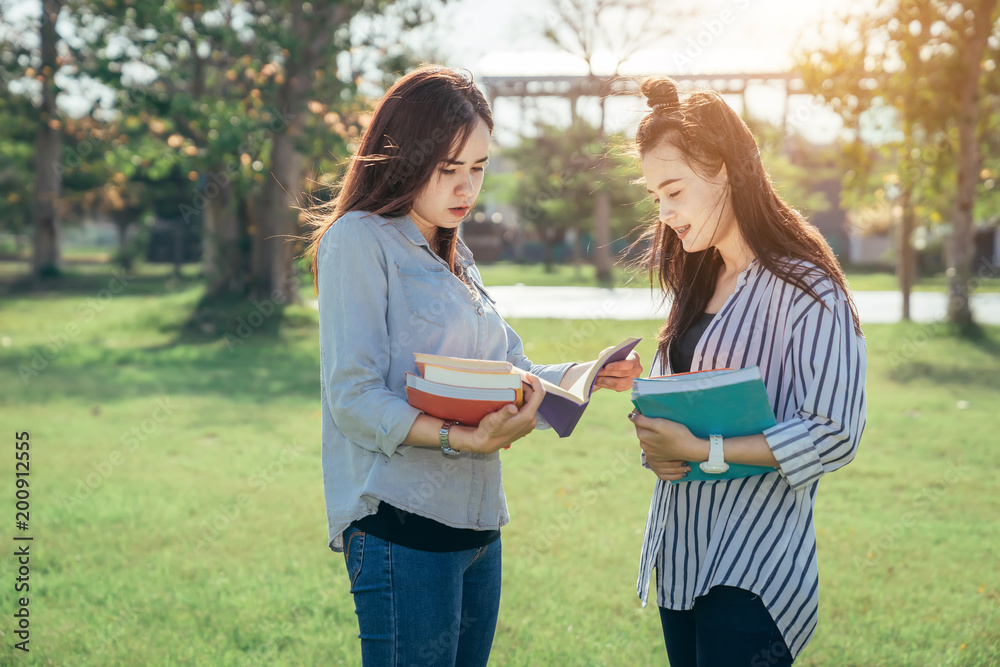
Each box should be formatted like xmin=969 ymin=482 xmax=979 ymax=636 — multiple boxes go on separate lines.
xmin=439 ymin=421 xmax=461 ymax=458
xmin=699 ymin=434 xmax=729 ymax=474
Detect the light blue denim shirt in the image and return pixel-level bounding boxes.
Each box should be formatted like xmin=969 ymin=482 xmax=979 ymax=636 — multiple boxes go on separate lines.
xmin=318 ymin=210 xmax=574 ymax=551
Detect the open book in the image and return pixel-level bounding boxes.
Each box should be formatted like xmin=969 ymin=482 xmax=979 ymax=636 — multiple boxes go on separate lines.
xmin=407 ymin=336 xmax=641 ymax=437
xmin=631 ymin=366 xmax=778 ymax=483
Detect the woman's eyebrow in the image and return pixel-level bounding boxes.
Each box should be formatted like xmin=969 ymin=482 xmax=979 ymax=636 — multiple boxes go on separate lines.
xmin=647 ymin=177 xmax=681 ymax=194
xmin=443 ymin=156 xmax=489 ymax=165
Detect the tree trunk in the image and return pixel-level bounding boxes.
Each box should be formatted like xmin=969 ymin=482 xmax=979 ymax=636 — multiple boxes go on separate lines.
xmin=593 ymin=97 xmax=613 ymax=284
xmin=897 ymin=185 xmax=915 ymax=321
xmin=593 ymin=188 xmax=613 ymax=282
xmin=203 ymin=166 xmax=245 ymax=295
xmin=947 ymin=0 xmax=995 ymax=329
xmin=31 ymin=0 xmax=63 ymax=278
xmin=238 ymin=195 xmax=255 ymax=288
xmin=253 ymin=128 xmax=303 ymax=305
xmin=246 ymin=1 xmax=351 ymax=305
xmin=172 ymin=217 xmax=184 ymax=279
xmin=568 ymin=226 xmax=583 ymax=277
xmin=543 ymin=238 xmax=555 ymax=274
xmin=112 ymin=210 xmax=132 ymax=271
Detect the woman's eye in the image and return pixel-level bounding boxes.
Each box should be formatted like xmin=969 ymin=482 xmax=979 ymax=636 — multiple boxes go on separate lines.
xmin=441 ymin=168 xmax=456 ymax=175
xmin=668 ymin=191 xmax=681 ymax=199
xmin=472 ymin=166 xmax=485 ymax=173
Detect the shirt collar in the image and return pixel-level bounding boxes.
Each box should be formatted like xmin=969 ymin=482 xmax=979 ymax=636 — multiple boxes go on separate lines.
xmin=736 ymin=257 xmax=760 ymax=288
xmin=388 ymin=214 xmax=431 ymax=248
xmin=388 ymin=214 xmax=474 ymax=269
xmin=455 ymin=236 xmax=474 ymax=268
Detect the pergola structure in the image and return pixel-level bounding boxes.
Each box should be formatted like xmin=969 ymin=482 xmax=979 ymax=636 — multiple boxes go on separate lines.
xmin=472 ymin=72 xmax=850 ymax=265
xmin=481 ymin=72 xmax=806 ymax=133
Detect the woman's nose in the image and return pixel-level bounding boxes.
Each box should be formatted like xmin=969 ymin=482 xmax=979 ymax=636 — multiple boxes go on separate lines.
xmin=456 ymin=173 xmax=474 ymax=196
xmin=659 ymin=203 xmax=676 ymax=224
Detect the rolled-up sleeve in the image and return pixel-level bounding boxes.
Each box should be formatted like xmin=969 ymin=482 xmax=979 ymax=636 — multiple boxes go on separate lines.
xmin=317 ymin=219 xmax=421 ymax=457
xmin=764 ymin=297 xmax=867 ymax=491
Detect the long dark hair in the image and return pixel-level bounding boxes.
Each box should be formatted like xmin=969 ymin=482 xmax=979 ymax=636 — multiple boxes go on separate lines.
xmin=303 ymin=66 xmax=494 ymax=291
xmin=631 ymin=76 xmax=862 ymax=367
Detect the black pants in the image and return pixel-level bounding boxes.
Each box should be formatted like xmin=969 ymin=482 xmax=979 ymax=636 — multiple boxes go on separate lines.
xmin=659 ymin=586 xmax=793 ymax=667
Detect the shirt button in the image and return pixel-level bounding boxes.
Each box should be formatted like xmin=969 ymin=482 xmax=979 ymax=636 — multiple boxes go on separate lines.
xmin=476 ymin=305 xmax=485 ymax=315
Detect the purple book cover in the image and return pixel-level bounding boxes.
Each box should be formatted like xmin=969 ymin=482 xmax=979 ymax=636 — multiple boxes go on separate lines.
xmin=539 ymin=338 xmax=641 ymax=438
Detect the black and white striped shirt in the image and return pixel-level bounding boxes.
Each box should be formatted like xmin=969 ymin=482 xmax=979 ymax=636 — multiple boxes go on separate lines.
xmin=636 ymin=257 xmax=867 ymax=659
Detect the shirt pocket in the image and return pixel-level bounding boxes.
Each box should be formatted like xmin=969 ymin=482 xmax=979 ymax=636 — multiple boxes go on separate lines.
xmin=396 ymin=264 xmax=465 ymax=328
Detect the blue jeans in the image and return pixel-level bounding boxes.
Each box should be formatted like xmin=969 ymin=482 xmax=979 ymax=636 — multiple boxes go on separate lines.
xmin=659 ymin=586 xmax=793 ymax=666
xmin=342 ymin=524 xmax=502 ymax=667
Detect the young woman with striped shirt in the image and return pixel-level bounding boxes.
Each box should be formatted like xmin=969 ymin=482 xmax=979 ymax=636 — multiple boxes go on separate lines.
xmin=627 ymin=76 xmax=868 ymax=665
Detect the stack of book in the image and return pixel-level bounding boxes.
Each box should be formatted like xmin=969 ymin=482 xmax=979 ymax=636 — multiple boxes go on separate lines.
xmin=405 ymin=336 xmax=642 ymax=437
xmin=406 ymin=356 xmax=524 ymax=427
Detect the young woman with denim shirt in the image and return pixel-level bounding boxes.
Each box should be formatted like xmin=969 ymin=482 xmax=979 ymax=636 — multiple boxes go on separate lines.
xmin=625 ymin=76 xmax=867 ymax=665
xmin=304 ymin=66 xmax=641 ymax=666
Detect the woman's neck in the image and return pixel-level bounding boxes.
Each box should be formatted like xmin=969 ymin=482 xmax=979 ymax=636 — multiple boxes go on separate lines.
xmin=715 ymin=235 xmax=755 ymax=281
xmin=409 ymin=209 xmax=438 ymax=246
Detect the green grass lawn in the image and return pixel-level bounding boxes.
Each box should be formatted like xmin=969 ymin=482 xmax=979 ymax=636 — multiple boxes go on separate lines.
xmin=474 ymin=260 xmax=1000 ymax=293
xmin=0 ymin=263 xmax=998 ymax=665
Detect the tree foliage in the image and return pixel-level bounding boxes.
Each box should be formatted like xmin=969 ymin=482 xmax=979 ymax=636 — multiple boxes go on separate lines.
xmin=798 ymin=0 xmax=1000 ymax=328
xmin=0 ymin=0 xmax=438 ymax=305
xmin=0 ymin=92 xmax=36 ymax=247
xmin=492 ymin=120 xmax=646 ymax=271
xmin=540 ymin=0 xmax=684 ymax=282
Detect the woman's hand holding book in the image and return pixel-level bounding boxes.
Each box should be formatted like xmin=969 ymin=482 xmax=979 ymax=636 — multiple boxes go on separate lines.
xmin=593 ymin=350 xmax=643 ymax=391
xmin=451 ymin=374 xmax=547 ymax=455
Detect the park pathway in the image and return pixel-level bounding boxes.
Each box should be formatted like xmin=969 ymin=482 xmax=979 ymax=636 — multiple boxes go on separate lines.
xmin=328 ymin=285 xmax=1000 ymax=324
xmin=478 ymin=287 xmax=1000 ymax=324
xmin=315 ymin=288 xmax=1000 ymax=324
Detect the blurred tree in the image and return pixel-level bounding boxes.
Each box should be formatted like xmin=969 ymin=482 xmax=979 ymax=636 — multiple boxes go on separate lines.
xmin=799 ymin=0 xmax=1000 ymax=329
xmin=0 ymin=91 xmax=36 ymax=255
xmin=58 ymin=114 xmax=193 ymax=271
xmin=1 ymin=1 xmax=156 ymax=273
xmin=73 ymin=0 xmax=438 ymax=304
xmin=0 ymin=0 xmax=68 ymax=277
xmin=493 ymin=120 xmax=644 ymax=273
xmin=977 ymin=46 xmax=1000 ymax=226
xmin=32 ymin=0 xmax=63 ymax=277
xmin=542 ymin=0 xmax=683 ymax=283
xmin=747 ymin=119 xmax=837 ymax=218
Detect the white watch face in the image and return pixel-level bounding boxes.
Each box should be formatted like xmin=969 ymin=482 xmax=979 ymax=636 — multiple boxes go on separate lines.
xmin=700 ymin=461 xmax=730 ymax=474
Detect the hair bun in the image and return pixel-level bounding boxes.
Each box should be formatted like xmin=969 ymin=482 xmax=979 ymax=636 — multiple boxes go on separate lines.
xmin=641 ymin=76 xmax=679 ymax=112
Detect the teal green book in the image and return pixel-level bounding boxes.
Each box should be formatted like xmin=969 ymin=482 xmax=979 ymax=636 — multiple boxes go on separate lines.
xmin=631 ymin=366 xmax=778 ymax=484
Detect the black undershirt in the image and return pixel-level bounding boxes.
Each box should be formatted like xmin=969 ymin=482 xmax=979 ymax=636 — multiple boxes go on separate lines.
xmin=670 ymin=312 xmax=716 ymax=374
xmin=352 ymin=502 xmax=501 ymax=553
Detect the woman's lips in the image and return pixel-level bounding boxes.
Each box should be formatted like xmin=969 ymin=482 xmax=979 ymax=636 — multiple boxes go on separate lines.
xmin=674 ymin=224 xmax=691 ymax=239
xmin=449 ymin=206 xmax=469 ymax=217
